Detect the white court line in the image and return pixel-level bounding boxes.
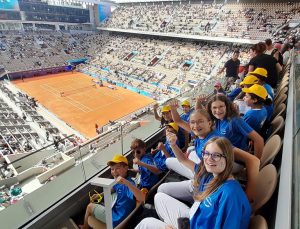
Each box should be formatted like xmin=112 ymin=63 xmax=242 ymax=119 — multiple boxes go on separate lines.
xmin=41 ymin=84 xmax=61 ymax=94
xmin=65 ymin=96 xmax=92 ymax=112
xmin=65 ymin=85 xmax=98 ymax=112
xmin=40 ymin=84 xmax=90 ymax=113
xmin=91 ymin=97 xmax=123 ymax=112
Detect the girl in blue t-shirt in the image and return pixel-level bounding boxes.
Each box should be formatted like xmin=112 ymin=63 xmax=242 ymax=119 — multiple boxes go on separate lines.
xmin=135 ymin=137 xmax=252 ymax=229
xmin=158 ymin=107 xmax=223 ymax=203
xmin=207 ymin=94 xmax=264 ymax=158
xmin=242 ymin=84 xmax=270 ymax=135
xmin=168 ymin=104 xmax=222 ymax=178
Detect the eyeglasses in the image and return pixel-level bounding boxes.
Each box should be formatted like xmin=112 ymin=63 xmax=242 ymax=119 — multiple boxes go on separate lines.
xmin=89 ymin=190 xmax=103 ymax=203
xmin=131 ymin=147 xmax=142 ymax=154
xmin=201 ymin=150 xmax=226 ymax=162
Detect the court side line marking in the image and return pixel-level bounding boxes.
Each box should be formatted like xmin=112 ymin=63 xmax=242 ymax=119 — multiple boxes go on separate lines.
xmin=40 ymin=84 xmax=89 ymax=113
xmin=91 ymin=97 xmax=123 ymax=112
xmin=41 ymin=84 xmax=62 ymax=93
xmin=65 ymin=96 xmax=92 ymax=112
xmin=65 ymin=85 xmax=97 ymax=112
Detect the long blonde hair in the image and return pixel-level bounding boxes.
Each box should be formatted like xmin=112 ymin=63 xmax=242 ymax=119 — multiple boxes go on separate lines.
xmin=193 ymin=137 xmax=234 ymax=201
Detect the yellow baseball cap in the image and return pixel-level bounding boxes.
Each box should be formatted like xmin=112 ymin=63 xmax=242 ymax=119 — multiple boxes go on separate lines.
xmin=166 ymin=122 xmax=179 ymax=133
xmin=248 ymin=68 xmax=268 ymax=78
xmin=161 ymin=105 xmax=171 ymax=113
xmin=240 ymin=75 xmax=259 ymax=86
xmin=242 ymin=84 xmax=268 ymax=100
xmin=107 ymin=154 xmax=128 ymax=166
xmin=181 ymin=100 xmax=190 ymax=107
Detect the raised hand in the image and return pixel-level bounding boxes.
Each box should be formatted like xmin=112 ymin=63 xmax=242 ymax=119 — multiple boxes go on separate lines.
xmin=157 ymin=142 xmax=164 ymax=150
xmin=153 ymin=103 xmax=159 ymax=110
xmin=133 ymin=158 xmax=140 ymax=165
xmin=116 ymin=176 xmax=127 ymax=185
xmin=169 ymin=99 xmax=179 ymax=109
xmin=166 ymin=131 xmax=177 ymax=146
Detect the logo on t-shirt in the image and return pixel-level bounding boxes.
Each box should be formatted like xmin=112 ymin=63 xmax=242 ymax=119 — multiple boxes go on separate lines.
xmin=203 ymin=197 xmax=213 ymax=208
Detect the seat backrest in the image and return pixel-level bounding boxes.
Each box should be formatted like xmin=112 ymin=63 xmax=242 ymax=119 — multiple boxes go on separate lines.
xmin=249 ymin=215 xmax=268 ymax=229
xmin=260 ymin=135 xmax=282 ymax=169
xmin=267 ymin=116 xmax=285 ymax=140
xmin=274 ymin=87 xmax=288 ymax=100
xmin=278 ymin=81 xmax=288 ymax=91
xmin=272 ymin=103 xmax=286 ymax=120
xmin=253 ymin=164 xmax=277 ymax=212
xmin=274 ymin=93 xmax=287 ymax=108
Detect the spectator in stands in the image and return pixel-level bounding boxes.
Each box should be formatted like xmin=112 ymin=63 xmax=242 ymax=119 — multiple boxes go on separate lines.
xmin=218 ymin=50 xmax=240 ymax=91
xmin=46 ymin=131 xmax=50 ymax=141
xmin=248 ymin=42 xmax=282 ymax=88
xmin=135 ymin=137 xmax=251 ymax=229
xmin=281 ymin=43 xmax=292 ymax=65
xmin=153 ymin=104 xmax=186 ymax=149
xmin=168 ymin=103 xmax=222 ymax=177
xmin=153 ymin=104 xmax=172 ymax=127
xmin=247 ymin=68 xmax=274 ymax=122
xmin=213 ymin=81 xmax=226 ymax=95
xmin=227 ymin=79 xmax=242 ymax=101
xmin=81 ymin=154 xmax=145 ymax=229
xmin=206 ymin=94 xmax=264 ymax=158
xmin=233 ymin=75 xmax=260 ymax=116
xmin=265 ymin=39 xmax=283 ymax=66
xmin=131 ymin=139 xmax=160 ymax=190
xmin=242 ymin=84 xmax=269 ymax=134
xmin=151 ymin=123 xmax=179 ymax=172
xmin=180 ymin=100 xmax=192 ymax=122
xmin=22 ymin=113 xmax=27 ymax=121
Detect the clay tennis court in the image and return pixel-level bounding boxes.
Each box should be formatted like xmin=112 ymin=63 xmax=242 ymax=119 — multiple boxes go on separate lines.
xmin=13 ymin=72 xmax=154 ymax=138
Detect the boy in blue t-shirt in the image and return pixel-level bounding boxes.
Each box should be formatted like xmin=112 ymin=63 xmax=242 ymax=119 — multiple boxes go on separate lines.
xmin=180 ymin=100 xmax=193 ymax=122
xmin=248 ymin=67 xmax=274 ymax=121
xmin=151 ymin=122 xmax=179 ymax=172
xmin=131 ymin=139 xmax=160 ymax=190
xmin=242 ymin=84 xmax=269 ymax=134
xmin=80 ymin=155 xmax=145 ymax=229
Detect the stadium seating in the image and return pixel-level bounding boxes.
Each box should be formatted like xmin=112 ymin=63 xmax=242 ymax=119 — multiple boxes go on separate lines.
xmin=103 ymin=2 xmax=300 ymax=40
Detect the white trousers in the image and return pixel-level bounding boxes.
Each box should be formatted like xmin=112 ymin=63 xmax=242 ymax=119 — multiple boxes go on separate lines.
xmin=157 ymin=180 xmax=194 ymax=203
xmin=166 ymin=150 xmax=200 ymax=180
xmin=135 ymin=193 xmax=190 ymax=229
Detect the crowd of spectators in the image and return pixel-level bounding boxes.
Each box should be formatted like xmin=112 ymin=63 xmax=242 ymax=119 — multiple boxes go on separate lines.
xmin=103 ymin=2 xmax=300 ymax=41
xmin=0 ymin=31 xmax=104 ymax=72
xmin=77 ymin=34 xmax=242 ymax=101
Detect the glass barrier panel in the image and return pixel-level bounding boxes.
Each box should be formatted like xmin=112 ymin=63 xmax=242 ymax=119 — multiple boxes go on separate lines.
xmin=293 ymin=52 xmax=300 ymax=229
xmin=0 ymin=136 xmax=86 ymax=228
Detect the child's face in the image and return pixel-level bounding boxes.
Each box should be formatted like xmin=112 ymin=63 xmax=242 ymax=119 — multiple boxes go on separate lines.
xmin=211 ymin=100 xmax=226 ymax=120
xmin=203 ymin=142 xmax=227 ymax=177
xmin=133 ymin=147 xmax=146 ymax=159
xmin=182 ymin=105 xmax=190 ymax=114
xmin=243 ymin=93 xmax=255 ymax=107
xmin=162 ymin=111 xmax=172 ymax=122
xmin=110 ymin=163 xmax=128 ymax=179
xmin=189 ymin=113 xmax=212 ymax=137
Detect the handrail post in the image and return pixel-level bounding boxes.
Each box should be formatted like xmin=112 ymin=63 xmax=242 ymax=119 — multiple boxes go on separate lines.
xmin=91 ymin=177 xmax=116 ymax=229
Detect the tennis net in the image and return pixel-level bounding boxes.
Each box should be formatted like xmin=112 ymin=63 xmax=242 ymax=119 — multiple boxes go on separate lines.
xmin=60 ymin=84 xmax=97 ymax=97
